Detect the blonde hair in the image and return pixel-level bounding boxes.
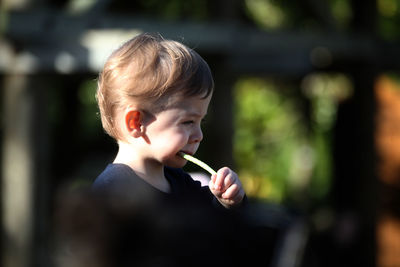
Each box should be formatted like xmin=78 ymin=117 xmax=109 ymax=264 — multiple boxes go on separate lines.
xmin=96 ymin=33 xmax=214 ymax=140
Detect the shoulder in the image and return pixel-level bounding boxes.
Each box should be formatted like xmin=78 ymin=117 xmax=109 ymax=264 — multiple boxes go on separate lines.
xmin=92 ymin=164 xmax=149 ymax=196
xmin=93 ymin=164 xmax=133 ymax=187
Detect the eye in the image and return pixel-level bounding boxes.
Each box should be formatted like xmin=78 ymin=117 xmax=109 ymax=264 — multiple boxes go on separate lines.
xmin=183 ymin=120 xmax=194 ymax=125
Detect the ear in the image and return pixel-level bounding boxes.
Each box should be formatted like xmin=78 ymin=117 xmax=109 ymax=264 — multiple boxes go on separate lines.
xmin=125 ymin=110 xmax=144 ymax=138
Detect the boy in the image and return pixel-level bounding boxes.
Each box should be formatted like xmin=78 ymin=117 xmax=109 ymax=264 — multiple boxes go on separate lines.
xmin=93 ymin=32 xmax=245 ymax=210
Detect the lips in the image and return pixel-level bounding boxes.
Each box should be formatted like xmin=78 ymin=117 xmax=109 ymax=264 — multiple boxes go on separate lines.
xmin=179 ymin=150 xmax=191 ymax=156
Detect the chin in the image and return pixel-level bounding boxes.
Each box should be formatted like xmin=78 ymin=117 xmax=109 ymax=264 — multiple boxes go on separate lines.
xmin=163 ymin=155 xmax=186 ymax=169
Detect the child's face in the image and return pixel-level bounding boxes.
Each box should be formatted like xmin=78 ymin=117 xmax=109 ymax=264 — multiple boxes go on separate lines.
xmin=143 ymin=94 xmax=212 ymax=168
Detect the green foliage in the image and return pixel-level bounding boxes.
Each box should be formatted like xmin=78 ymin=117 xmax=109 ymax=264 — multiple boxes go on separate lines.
xmin=233 ymin=74 xmax=352 ymax=205
xmin=302 ymin=73 xmax=353 ymax=131
xmin=243 ymin=0 xmax=400 ymax=39
xmin=330 ymin=0 xmax=352 ymax=29
xmin=138 ymin=0 xmax=208 ymax=21
xmin=377 ymin=0 xmax=400 ymax=40
xmin=233 ymin=78 xmax=308 ymax=202
xmin=378 ymin=0 xmax=399 ymax=17
xmin=244 ymin=0 xmax=287 ymax=29
xmin=244 ymin=0 xmax=352 ymax=31
xmin=386 ymin=72 xmax=400 ymax=87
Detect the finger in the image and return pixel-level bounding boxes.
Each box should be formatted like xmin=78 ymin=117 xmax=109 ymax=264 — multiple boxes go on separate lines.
xmin=221 ymin=191 xmax=245 ymax=208
xmin=214 ymin=167 xmax=229 ymax=191
xmin=222 ymin=173 xmax=235 ymax=191
xmin=211 ymin=173 xmax=217 ymax=184
xmin=209 ymin=179 xmax=222 ymax=198
xmin=208 ymin=174 xmax=216 ymax=191
xmin=221 ymin=184 xmax=239 ymax=199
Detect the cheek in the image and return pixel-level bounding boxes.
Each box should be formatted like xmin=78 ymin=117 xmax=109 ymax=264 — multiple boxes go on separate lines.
xmin=155 ymin=130 xmax=188 ymax=150
xmin=158 ymin=133 xmax=189 ymax=167
xmin=167 ymin=131 xmax=188 ymax=148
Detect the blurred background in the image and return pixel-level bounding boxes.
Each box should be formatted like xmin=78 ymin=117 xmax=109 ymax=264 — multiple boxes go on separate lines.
xmin=1 ymin=0 xmax=400 ymax=266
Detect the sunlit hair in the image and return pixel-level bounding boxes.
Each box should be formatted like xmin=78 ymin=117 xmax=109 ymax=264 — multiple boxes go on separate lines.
xmin=96 ymin=33 xmax=214 ymax=140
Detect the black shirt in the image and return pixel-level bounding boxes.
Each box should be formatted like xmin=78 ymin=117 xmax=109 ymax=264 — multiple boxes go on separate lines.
xmin=56 ymin=163 xmax=260 ymax=267
xmin=92 ymin=163 xmax=218 ymax=208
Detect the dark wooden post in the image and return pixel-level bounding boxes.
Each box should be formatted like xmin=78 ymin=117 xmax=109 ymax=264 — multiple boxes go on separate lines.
xmin=1 ymin=75 xmax=48 ymax=267
xmin=332 ymin=69 xmax=378 ymax=267
xmin=331 ymin=2 xmax=378 ymax=266
xmin=200 ymin=56 xmax=235 ymax=170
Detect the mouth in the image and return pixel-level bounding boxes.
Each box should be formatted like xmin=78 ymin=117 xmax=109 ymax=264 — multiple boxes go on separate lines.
xmin=178 ymin=151 xmax=192 ymax=158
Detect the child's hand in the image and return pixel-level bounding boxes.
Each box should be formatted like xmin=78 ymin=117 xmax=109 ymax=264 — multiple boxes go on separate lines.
xmin=209 ymin=167 xmax=245 ymax=209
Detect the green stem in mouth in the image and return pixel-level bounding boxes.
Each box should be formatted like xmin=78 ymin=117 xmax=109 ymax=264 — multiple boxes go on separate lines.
xmin=178 ymin=152 xmax=217 ymax=176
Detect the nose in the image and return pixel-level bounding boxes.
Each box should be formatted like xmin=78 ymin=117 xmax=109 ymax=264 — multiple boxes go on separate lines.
xmin=190 ymin=125 xmax=203 ymax=143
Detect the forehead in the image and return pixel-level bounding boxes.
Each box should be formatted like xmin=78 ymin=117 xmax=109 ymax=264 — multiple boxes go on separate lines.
xmin=165 ymin=94 xmax=212 ymax=115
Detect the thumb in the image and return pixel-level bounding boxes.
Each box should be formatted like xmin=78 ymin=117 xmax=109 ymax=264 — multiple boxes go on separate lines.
xmin=208 ymin=174 xmax=215 ymax=191
xmin=209 ymin=174 xmax=222 ymax=197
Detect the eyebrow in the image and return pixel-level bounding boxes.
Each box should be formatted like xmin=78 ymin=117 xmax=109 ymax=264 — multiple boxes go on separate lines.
xmin=186 ymin=111 xmax=207 ymax=118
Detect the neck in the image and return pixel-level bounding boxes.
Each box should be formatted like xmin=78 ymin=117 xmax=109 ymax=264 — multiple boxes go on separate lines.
xmin=114 ymin=142 xmax=170 ymax=193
